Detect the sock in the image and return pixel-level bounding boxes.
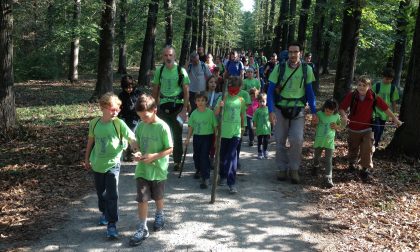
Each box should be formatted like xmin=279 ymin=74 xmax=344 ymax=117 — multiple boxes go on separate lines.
xmin=138 ymin=219 xmax=147 ymax=230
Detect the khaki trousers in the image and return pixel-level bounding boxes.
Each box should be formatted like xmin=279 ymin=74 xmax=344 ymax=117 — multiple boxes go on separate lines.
xmin=347 ymin=130 xmax=374 ymax=169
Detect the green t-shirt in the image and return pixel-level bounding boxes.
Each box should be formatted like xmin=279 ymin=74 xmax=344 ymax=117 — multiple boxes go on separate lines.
xmin=268 ymin=63 xmax=315 ymax=107
xmin=152 ymin=64 xmax=190 ymax=105
xmin=216 ymin=95 xmax=246 ymax=138
xmin=134 ymin=118 xmax=173 ymax=181
xmin=88 ymin=117 xmax=135 ymax=173
xmin=238 ymin=89 xmax=251 ymax=127
xmin=252 ymin=106 xmax=271 ymax=136
xmin=188 ymin=108 xmax=217 ymax=135
xmin=313 ymin=111 xmax=341 ymax=150
xmin=242 ymin=78 xmax=261 ymax=92
xmin=372 ymin=82 xmax=399 ymax=120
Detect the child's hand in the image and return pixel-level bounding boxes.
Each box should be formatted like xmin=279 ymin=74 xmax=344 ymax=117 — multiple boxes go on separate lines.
xmin=330 ymin=123 xmax=340 ymax=130
xmin=394 ymin=118 xmax=403 ymax=127
xmin=341 ymin=116 xmax=348 ymax=127
xmin=132 ymin=152 xmax=145 ymax=161
xmin=83 ymin=160 xmax=91 ymax=170
xmin=184 ymin=138 xmax=190 ymax=148
xmin=139 ymin=153 xmax=156 ymax=164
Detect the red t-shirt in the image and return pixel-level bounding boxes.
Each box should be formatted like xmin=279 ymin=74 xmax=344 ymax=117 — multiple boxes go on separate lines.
xmin=339 ymin=89 xmax=389 ymax=131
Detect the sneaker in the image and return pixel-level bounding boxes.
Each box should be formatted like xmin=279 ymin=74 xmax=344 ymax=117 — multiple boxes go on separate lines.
xmin=173 ymin=163 xmax=181 ymax=171
xmin=360 ymin=169 xmax=372 ymax=183
xmin=258 ymin=153 xmax=263 ymax=160
xmin=98 ymin=214 xmax=108 ymax=226
xmin=325 ymin=176 xmax=334 ymax=188
xmin=129 ymin=228 xmax=149 ymax=247
xmin=200 ymin=179 xmax=209 ymax=189
xmin=263 ymin=151 xmax=268 ymax=159
xmin=217 ymin=178 xmax=226 ymax=186
xmin=229 ymin=186 xmax=238 ymax=194
xmin=277 ymin=171 xmax=287 ymax=181
xmin=312 ymin=164 xmax=320 ymax=176
xmin=193 ymin=170 xmax=200 ymax=179
xmin=249 ymin=141 xmax=254 ymax=147
xmin=290 ymin=170 xmax=300 ymax=184
xmin=106 ymin=223 xmax=118 ymax=239
xmin=153 ymin=213 xmax=165 ymax=231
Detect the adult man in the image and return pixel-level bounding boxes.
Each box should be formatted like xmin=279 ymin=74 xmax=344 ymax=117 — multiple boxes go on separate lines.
xmin=224 ymin=51 xmax=244 ymax=79
xmin=187 ymin=51 xmax=212 ymax=111
xmin=197 ymin=46 xmax=207 ymax=62
xmin=152 ymin=46 xmax=190 ymax=171
xmin=267 ymin=42 xmax=318 ymax=184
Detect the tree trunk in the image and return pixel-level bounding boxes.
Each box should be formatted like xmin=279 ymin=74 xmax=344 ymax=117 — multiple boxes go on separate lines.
xmin=207 ymin=2 xmax=214 ymax=55
xmin=0 ymin=0 xmax=15 ymax=134
xmin=263 ymin=0 xmax=270 ymax=51
xmin=92 ymin=0 xmax=116 ymax=101
xmin=265 ymin=0 xmax=275 ymax=51
xmin=333 ymin=0 xmax=363 ymax=102
xmin=190 ymin=0 xmax=198 ymax=53
xmin=321 ymin=8 xmax=335 ymax=75
xmin=138 ymin=0 xmax=159 ymax=87
xmin=310 ymin=0 xmax=326 ymax=94
xmin=388 ymin=2 xmax=420 ymax=158
xmin=272 ymin=0 xmax=289 ymax=53
xmin=197 ymin=0 xmax=204 ymax=47
xmin=297 ymin=0 xmax=311 ymax=48
xmin=179 ymin=0 xmax=193 ymax=67
xmin=203 ymin=2 xmax=208 ymax=52
xmin=68 ymin=0 xmax=81 ymax=82
xmin=392 ymin=0 xmax=411 ymax=88
xmin=117 ymin=0 xmax=127 ymax=75
xmin=164 ymin=0 xmax=173 ymax=46
xmin=288 ymin=0 xmax=297 ymax=43
xmin=280 ymin=0 xmax=289 ymax=51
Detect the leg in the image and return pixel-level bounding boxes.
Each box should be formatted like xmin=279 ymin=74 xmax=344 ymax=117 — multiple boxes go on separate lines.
xmin=104 ymin=164 xmax=120 ymax=223
xmin=227 ymin=137 xmax=241 ymax=187
xmin=189 ymin=91 xmax=197 ymax=112
xmin=347 ymin=131 xmax=362 ymax=169
xmin=247 ymin=116 xmax=254 ymax=144
xmin=263 ymin=135 xmax=269 ymax=158
xmin=257 ymin=135 xmax=263 ymax=158
xmin=324 ymin=148 xmax=334 ymax=177
xmin=313 ymin=148 xmax=322 ymax=167
xmin=199 ymin=135 xmax=213 ymax=180
xmin=158 ymin=105 xmax=183 ymax=164
xmin=93 ymin=172 xmax=106 ymax=216
xmin=236 ymin=137 xmax=242 ymax=169
xmin=219 ymin=138 xmax=230 ymax=181
xmin=359 ymin=131 xmax=374 ymax=170
xmin=288 ymin=115 xmax=305 ymax=171
xmin=193 ymin=135 xmax=200 ymax=172
xmin=273 ymin=107 xmax=289 ymax=172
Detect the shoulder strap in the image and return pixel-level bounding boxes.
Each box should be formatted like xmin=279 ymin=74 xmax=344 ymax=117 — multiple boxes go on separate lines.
xmin=301 ymin=63 xmax=308 ymax=88
xmin=92 ymin=117 xmax=101 ymax=136
xmin=375 ymin=82 xmax=380 ymax=94
xmin=201 ymin=61 xmax=206 ymax=72
xmin=390 ymin=84 xmax=396 ymax=98
xmin=277 ymin=62 xmax=286 ymax=86
xmin=177 ymin=65 xmax=184 ymax=87
xmin=158 ymin=65 xmax=165 ymax=85
xmin=350 ymin=91 xmax=357 ymax=116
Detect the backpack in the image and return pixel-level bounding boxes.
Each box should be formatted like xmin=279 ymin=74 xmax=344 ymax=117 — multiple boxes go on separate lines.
xmin=374 ymin=82 xmax=396 ymax=100
xmin=92 ymin=117 xmax=128 ymax=150
xmin=187 ymin=61 xmax=206 ymax=74
xmin=158 ymin=64 xmax=184 ymax=99
xmin=274 ymin=62 xmax=308 ymax=105
xmin=349 ymin=90 xmax=377 ymax=118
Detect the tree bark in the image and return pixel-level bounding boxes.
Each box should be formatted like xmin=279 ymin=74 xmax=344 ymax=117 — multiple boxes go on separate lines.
xmin=69 ymin=0 xmax=81 ymax=82
xmin=92 ymin=0 xmax=116 ymax=101
xmin=310 ymin=0 xmax=326 ymax=94
xmin=265 ymin=0 xmax=275 ymax=51
xmin=197 ymin=0 xmax=204 ymax=47
xmin=272 ymin=0 xmax=289 ymax=53
xmin=117 ymin=0 xmax=127 ymax=75
xmin=297 ymin=0 xmax=311 ymax=49
xmin=0 ymin=0 xmax=15 ymax=134
xmin=190 ymin=0 xmax=198 ymax=53
xmin=207 ymin=2 xmax=214 ymax=55
xmin=321 ymin=8 xmax=335 ymax=75
xmin=164 ymin=0 xmax=173 ymax=46
xmin=392 ymin=0 xmax=411 ymax=88
xmin=203 ymin=2 xmax=208 ymax=52
xmin=288 ymin=0 xmax=297 ymax=43
xmin=388 ymin=2 xmax=420 ymax=158
xmin=263 ymin=0 xmax=270 ymax=51
xmin=138 ymin=0 xmax=159 ymax=87
xmin=179 ymin=0 xmax=193 ymax=67
xmin=333 ymin=0 xmax=363 ymax=102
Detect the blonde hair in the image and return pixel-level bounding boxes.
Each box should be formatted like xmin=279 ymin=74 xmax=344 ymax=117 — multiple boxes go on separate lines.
xmin=258 ymin=93 xmax=267 ymax=102
xmin=249 ymin=87 xmax=259 ymax=97
xmin=357 ymin=75 xmax=372 ymax=86
xmin=99 ymin=92 xmax=121 ymax=108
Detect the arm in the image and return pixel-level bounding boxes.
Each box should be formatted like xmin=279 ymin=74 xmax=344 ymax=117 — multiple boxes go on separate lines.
xmin=384 ymin=109 xmax=402 ymax=127
xmin=152 ymin=84 xmax=160 ymax=103
xmin=183 ymin=84 xmax=190 ymax=112
xmin=392 ymin=101 xmax=398 ymax=114
xmin=83 ymin=137 xmax=94 ymax=170
xmin=339 ymin=109 xmax=348 ymax=127
xmin=129 ymin=139 xmax=139 ymax=153
xmin=139 ymin=147 xmax=174 ymax=164
xmin=305 ymin=82 xmax=318 ymax=124
xmin=184 ymin=127 xmax=193 ymax=147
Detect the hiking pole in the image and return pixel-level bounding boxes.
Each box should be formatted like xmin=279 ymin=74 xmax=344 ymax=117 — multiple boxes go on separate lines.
xmin=210 ymin=79 xmax=228 ymax=204
xmin=178 ymin=139 xmax=189 ymax=178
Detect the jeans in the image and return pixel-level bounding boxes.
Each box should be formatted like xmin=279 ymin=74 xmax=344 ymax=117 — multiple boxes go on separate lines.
xmin=257 ymin=135 xmax=269 ymax=153
xmin=219 ymin=137 xmax=241 ymax=186
xmin=193 ymin=134 xmax=213 ymax=179
xmin=246 ymin=116 xmax=254 ymax=143
xmin=94 ymin=163 xmax=120 ymax=223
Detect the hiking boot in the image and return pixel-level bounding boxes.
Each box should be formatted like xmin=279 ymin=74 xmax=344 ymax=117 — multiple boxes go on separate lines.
xmin=258 ymin=152 xmax=263 ymax=160
xmin=360 ymin=169 xmax=373 ymax=183
xmin=263 ymin=151 xmax=269 ymax=159
xmin=193 ymin=170 xmax=200 ymax=179
xmin=229 ymin=186 xmax=238 ymax=194
xmin=129 ymin=228 xmax=149 ymax=247
xmin=312 ymin=164 xmax=320 ymax=176
xmin=153 ymin=213 xmax=165 ymax=231
xmin=173 ymin=163 xmax=181 ymax=171
xmin=98 ymin=214 xmax=108 ymax=226
xmin=200 ymin=179 xmax=209 ymax=189
xmin=325 ymin=176 xmax=334 ymax=188
xmin=106 ymin=223 xmax=118 ymax=239
xmin=277 ymin=171 xmax=287 ymax=181
xmin=290 ymin=170 xmax=300 ymax=184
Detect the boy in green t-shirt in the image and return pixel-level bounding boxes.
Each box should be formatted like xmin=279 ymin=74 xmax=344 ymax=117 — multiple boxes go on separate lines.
xmin=185 ymin=93 xmax=218 ymax=189
xmin=253 ymin=93 xmax=271 ymax=160
xmin=83 ymin=92 xmax=138 ymax=239
xmin=129 ymin=94 xmax=174 ymax=247
xmin=372 ymin=68 xmax=400 ymax=148
xmin=243 ymin=68 xmax=261 ymax=92
xmin=312 ymin=99 xmax=342 ymax=188
xmin=215 ymin=76 xmax=246 ymax=194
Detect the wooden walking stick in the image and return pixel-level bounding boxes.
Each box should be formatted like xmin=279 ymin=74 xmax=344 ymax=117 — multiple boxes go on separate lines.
xmin=178 ymin=142 xmax=188 ymax=178
xmin=210 ymin=79 xmax=228 ymax=204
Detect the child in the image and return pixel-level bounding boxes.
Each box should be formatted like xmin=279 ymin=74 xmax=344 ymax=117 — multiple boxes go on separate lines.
xmin=129 ymin=94 xmax=173 ymax=247
xmin=312 ymin=99 xmax=342 ymax=188
xmin=205 ymin=76 xmax=222 ymax=110
xmin=118 ymin=75 xmax=141 ymax=161
xmin=215 ymin=55 xmax=225 ymax=76
xmin=246 ymin=88 xmax=259 ymax=146
xmin=185 ymin=93 xmax=218 ymax=188
xmin=243 ymin=68 xmax=261 ymax=92
xmin=213 ymin=67 xmax=224 ymax=92
xmin=236 ymin=81 xmax=251 ymax=168
xmin=372 ymin=68 xmax=399 ymax=148
xmin=215 ymin=76 xmax=246 ymax=194
xmin=253 ymin=93 xmax=271 ymax=159
xmin=83 ymin=92 xmax=138 ymax=239
xmin=339 ymin=76 xmax=402 ymax=182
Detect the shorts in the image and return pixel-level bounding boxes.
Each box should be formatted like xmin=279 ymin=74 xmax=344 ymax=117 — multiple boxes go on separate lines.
xmin=135 ymin=177 xmax=166 ymax=202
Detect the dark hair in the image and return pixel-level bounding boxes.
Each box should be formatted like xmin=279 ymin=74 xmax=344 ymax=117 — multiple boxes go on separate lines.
xmin=121 ymin=75 xmax=134 ymax=89
xmin=304 ymin=52 xmax=312 ymax=58
xmin=195 ymin=93 xmax=208 ymax=101
xmin=135 ymin=94 xmax=157 ymax=112
xmin=322 ymin=99 xmax=338 ymax=113
xmin=206 ymin=75 xmax=217 ymax=91
xmin=288 ymin=41 xmax=303 ymax=51
xmin=228 ymin=76 xmax=243 ymax=87
xmin=382 ymin=67 xmax=395 ymax=79
xmin=213 ymin=66 xmax=220 ymax=73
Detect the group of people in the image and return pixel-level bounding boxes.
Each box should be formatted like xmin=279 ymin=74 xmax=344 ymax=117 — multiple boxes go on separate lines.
xmin=82 ymin=43 xmax=402 ymax=246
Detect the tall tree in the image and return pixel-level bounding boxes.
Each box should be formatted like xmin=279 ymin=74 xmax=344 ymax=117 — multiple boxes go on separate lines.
xmin=164 ymin=0 xmax=173 ymax=46
xmin=273 ymin=0 xmax=289 ymax=53
xmin=138 ymin=0 xmax=159 ymax=86
xmin=333 ymin=0 xmax=363 ymax=102
xmin=263 ymin=0 xmax=270 ymax=50
xmin=288 ymin=0 xmax=297 ymax=43
xmin=197 ymin=0 xmax=204 ymax=47
xmin=203 ymin=2 xmax=208 ymax=51
xmin=190 ymin=0 xmax=198 ymax=52
xmin=321 ymin=8 xmax=336 ymax=75
xmin=68 ymin=0 xmax=81 ymax=82
xmin=180 ymin=0 xmax=193 ymax=66
xmin=310 ymin=0 xmax=326 ymax=94
xmin=297 ymin=0 xmax=311 ymax=48
xmin=392 ymin=0 xmax=411 ymax=88
xmin=207 ymin=2 xmax=214 ymax=54
xmin=117 ymin=0 xmax=128 ymax=74
xmin=266 ymin=0 xmax=275 ymax=50
xmin=92 ymin=0 xmax=116 ymax=100
xmin=0 ymin=0 xmax=15 ymax=134
xmin=388 ymin=2 xmax=420 ymax=158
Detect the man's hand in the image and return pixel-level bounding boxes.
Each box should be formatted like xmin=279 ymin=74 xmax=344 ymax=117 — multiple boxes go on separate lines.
xmin=269 ymin=112 xmax=276 ymax=126
xmin=311 ymin=114 xmax=318 ymax=125
xmin=83 ymin=160 xmax=91 ymax=170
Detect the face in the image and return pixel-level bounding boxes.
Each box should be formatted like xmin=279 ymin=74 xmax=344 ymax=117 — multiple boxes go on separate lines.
xmin=356 ymin=81 xmax=370 ymax=96
xmin=101 ymin=103 xmax=120 ymax=119
xmin=215 ymin=57 xmax=221 ymax=64
xmin=195 ymin=97 xmax=207 ymax=108
xmin=137 ymin=109 xmax=156 ymax=124
xmin=288 ymin=45 xmax=301 ymax=64
xmin=230 ymin=53 xmax=237 ymax=61
xmin=259 ymin=99 xmax=267 ymax=106
xmin=324 ymin=108 xmax=334 ymax=116
xmin=270 ymin=55 xmax=277 ymax=63
xmin=163 ymin=48 xmax=176 ymax=66
xmin=198 ymin=47 xmax=204 ymax=55
xmin=249 ymin=56 xmax=254 ymax=63
xmin=305 ymin=55 xmax=312 ymax=63
xmin=383 ymin=77 xmax=393 ymax=84
xmin=192 ymin=55 xmax=200 ymax=65
xmin=125 ymin=85 xmax=133 ymax=94
xmin=246 ymin=71 xmax=253 ymax=78
xmin=208 ymin=78 xmax=217 ymax=90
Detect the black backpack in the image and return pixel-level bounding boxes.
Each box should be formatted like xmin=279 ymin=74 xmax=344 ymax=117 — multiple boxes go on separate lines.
xmin=158 ymin=64 xmax=184 ymax=100
xmin=274 ymin=62 xmax=308 ymax=105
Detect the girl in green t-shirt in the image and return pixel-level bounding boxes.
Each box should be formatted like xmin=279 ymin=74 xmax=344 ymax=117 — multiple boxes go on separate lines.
xmin=312 ymin=99 xmax=342 ymax=188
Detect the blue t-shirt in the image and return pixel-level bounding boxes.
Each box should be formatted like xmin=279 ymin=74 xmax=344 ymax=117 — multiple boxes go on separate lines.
xmin=225 ymin=60 xmax=244 ymax=77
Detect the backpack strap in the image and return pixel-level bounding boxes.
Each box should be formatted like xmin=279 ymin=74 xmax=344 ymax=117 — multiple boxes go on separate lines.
xmin=92 ymin=117 xmax=123 ymax=146
xmin=158 ymin=65 xmax=184 ymax=88
xmin=375 ymin=82 xmax=380 ymax=94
